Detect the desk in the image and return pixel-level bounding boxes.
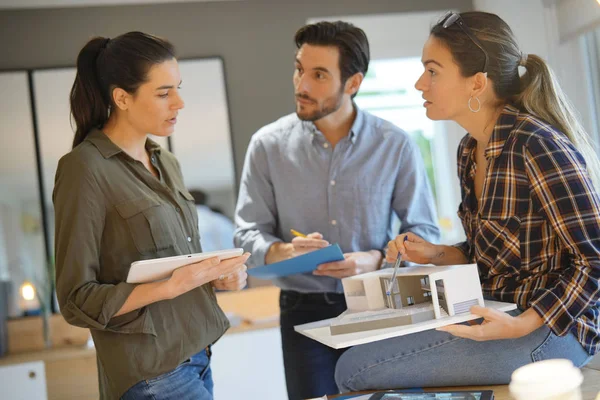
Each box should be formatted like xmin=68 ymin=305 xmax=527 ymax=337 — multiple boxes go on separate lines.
xmin=321 ymin=366 xmax=600 ymax=400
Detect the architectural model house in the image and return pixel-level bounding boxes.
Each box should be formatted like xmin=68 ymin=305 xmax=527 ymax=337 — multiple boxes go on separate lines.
xmin=330 ymin=264 xmax=485 ymax=335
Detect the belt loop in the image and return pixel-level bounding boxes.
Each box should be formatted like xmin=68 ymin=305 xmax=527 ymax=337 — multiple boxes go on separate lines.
xmin=324 ymin=292 xmax=335 ymax=305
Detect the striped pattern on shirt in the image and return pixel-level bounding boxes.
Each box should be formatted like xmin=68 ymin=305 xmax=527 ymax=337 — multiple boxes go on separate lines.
xmin=454 ymin=105 xmax=600 ymax=355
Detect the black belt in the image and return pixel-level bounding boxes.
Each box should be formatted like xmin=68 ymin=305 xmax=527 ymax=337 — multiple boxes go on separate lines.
xmin=281 ymin=290 xmax=345 ymax=305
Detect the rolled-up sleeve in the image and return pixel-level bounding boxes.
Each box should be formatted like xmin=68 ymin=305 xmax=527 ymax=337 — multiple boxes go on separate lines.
xmin=53 ymin=154 xmax=138 ymax=331
xmin=524 ymin=135 xmax=600 ymax=336
xmin=452 ymin=240 xmax=472 ymax=261
xmin=234 ymin=136 xmax=282 ymax=267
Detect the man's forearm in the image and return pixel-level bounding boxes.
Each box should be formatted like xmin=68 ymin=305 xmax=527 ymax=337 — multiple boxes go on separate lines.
xmin=265 ymin=242 xmax=292 ymax=264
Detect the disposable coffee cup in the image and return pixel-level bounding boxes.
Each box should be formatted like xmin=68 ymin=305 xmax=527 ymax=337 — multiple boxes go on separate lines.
xmin=509 ymin=359 xmax=583 ymax=400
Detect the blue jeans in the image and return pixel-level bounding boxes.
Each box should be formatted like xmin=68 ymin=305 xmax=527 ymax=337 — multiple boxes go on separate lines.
xmin=335 ymin=315 xmax=592 ymax=393
xmin=121 ymin=348 xmax=213 ymax=400
xmin=280 ymin=290 xmax=348 ymax=400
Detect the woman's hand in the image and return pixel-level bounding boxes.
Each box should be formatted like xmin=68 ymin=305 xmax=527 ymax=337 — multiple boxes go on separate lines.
xmin=165 ymin=253 xmax=251 ymax=298
xmin=386 ymin=232 xmax=440 ymax=264
xmin=211 ymin=264 xmax=248 ymax=291
xmin=437 ymin=306 xmax=544 ymax=341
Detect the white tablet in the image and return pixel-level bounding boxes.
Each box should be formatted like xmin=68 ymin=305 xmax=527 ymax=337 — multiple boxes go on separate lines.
xmin=127 ymin=248 xmax=244 ymax=283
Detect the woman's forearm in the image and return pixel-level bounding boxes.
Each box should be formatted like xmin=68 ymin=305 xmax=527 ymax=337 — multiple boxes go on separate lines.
xmin=430 ymin=244 xmax=469 ymax=266
xmin=113 ymin=281 xmax=172 ymax=317
xmin=515 ymin=308 xmax=545 ymax=336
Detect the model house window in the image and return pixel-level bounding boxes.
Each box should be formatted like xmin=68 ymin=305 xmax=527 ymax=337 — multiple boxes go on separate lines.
xmin=381 ymin=277 xmax=403 ymax=309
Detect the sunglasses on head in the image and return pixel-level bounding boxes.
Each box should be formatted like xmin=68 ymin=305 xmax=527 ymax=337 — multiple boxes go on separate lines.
xmin=441 ymin=12 xmax=489 ymax=73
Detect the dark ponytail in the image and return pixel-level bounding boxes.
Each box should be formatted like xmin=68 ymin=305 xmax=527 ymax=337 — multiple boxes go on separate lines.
xmin=70 ymin=37 xmax=110 ymax=148
xmin=70 ymin=32 xmax=176 ymax=148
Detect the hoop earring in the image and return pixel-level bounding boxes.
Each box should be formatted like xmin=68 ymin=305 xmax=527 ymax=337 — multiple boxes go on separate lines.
xmin=468 ymin=96 xmax=481 ymax=113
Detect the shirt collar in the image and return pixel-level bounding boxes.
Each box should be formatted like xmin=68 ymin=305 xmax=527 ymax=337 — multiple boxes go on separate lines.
xmin=460 ymin=104 xmax=520 ymax=161
xmin=348 ymin=105 xmax=365 ymax=143
xmin=485 ymin=104 xmax=520 ymax=159
xmin=85 ymin=128 xmax=162 ymax=159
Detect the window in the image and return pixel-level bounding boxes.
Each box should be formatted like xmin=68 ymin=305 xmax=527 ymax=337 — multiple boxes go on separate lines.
xmin=583 ymin=27 xmax=600 ymax=148
xmin=0 ymin=72 xmax=48 ymax=317
xmin=355 ymin=58 xmax=463 ymax=243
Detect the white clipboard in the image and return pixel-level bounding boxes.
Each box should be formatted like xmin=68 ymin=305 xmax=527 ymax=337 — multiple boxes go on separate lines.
xmin=126 ymin=248 xmax=244 ymax=283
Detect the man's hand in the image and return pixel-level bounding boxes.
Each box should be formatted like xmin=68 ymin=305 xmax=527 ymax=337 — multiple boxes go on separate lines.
xmin=265 ymin=232 xmax=329 ymax=264
xmin=436 ymin=306 xmax=543 ymax=341
xmin=313 ymin=250 xmax=382 ymax=279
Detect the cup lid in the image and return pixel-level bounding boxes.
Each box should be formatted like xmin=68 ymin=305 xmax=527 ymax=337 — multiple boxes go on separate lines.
xmin=509 ymin=359 xmax=583 ymax=396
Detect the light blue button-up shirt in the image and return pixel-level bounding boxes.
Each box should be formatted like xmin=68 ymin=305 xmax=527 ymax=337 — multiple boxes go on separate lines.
xmin=234 ymin=107 xmax=440 ymax=293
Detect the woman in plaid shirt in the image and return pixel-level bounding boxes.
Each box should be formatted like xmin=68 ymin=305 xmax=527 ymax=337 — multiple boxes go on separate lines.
xmin=335 ymin=11 xmax=600 ymax=391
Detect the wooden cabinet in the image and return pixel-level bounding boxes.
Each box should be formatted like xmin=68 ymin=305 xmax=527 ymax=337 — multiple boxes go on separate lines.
xmin=0 ymin=287 xmax=282 ymax=400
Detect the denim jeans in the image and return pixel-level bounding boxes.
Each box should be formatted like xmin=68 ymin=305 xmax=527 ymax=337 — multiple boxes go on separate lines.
xmin=121 ymin=348 xmax=213 ymax=400
xmin=280 ymin=290 xmax=348 ymax=400
xmin=335 ymin=315 xmax=592 ymax=393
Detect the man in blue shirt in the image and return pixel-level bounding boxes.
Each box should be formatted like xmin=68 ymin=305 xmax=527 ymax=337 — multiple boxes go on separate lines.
xmin=189 ymin=189 xmax=235 ymax=252
xmin=234 ymin=21 xmax=440 ymax=400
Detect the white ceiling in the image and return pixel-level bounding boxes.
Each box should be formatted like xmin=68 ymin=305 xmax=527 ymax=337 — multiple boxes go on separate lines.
xmin=0 ymin=0 xmax=239 ymax=10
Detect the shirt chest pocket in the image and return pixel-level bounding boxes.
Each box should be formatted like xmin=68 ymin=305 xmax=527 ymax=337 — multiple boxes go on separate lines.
xmin=475 ymin=215 xmax=522 ymax=275
xmin=115 ymin=197 xmax=179 ymax=255
xmin=351 ymin=181 xmax=394 ymax=226
xmin=177 ymin=189 xmax=200 ymax=238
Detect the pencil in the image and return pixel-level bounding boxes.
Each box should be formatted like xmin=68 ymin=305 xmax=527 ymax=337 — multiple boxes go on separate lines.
xmin=290 ymin=229 xmax=307 ymax=238
xmin=386 ymin=236 xmax=409 ymax=296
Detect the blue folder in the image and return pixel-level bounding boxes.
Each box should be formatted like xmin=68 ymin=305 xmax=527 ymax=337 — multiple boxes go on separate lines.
xmin=247 ymin=244 xmax=344 ymax=279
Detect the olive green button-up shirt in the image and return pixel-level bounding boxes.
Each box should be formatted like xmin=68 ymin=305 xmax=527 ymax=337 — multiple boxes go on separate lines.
xmin=53 ymin=129 xmax=230 ymax=399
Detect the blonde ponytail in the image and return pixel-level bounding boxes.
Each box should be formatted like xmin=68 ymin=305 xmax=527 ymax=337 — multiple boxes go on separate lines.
xmin=515 ymin=54 xmax=600 ymax=193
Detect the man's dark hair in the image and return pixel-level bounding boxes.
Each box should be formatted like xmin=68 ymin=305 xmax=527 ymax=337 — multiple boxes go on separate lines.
xmin=294 ymin=21 xmax=370 ymax=98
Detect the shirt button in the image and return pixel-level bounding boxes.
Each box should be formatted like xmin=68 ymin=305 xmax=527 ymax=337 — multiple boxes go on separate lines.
xmin=151 ymin=156 xmax=156 ymax=163
xmin=331 ymin=220 xmax=337 ymax=226
xmin=176 ymin=207 xmax=181 ymax=213
xmin=323 ymin=143 xmax=329 ymax=149
xmin=330 ymin=180 xmax=336 ymax=186
xmin=187 ymin=236 xmax=192 ymax=242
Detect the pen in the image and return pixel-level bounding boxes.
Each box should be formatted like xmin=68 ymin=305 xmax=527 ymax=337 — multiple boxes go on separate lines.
xmin=290 ymin=229 xmax=307 ymax=238
xmin=386 ymin=236 xmax=409 ymax=296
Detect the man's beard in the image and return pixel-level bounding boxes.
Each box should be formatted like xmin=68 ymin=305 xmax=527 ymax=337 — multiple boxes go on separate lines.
xmin=295 ymin=87 xmax=345 ymax=122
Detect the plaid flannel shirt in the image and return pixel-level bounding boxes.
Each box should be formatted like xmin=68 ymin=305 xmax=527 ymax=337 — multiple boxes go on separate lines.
xmin=454 ymin=105 xmax=600 ymax=355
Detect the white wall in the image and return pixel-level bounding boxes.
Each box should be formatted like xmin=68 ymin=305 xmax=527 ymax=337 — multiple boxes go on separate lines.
xmin=556 ymin=0 xmax=600 ymax=42
xmin=474 ymin=0 xmax=597 ymax=139
xmin=309 ymin=11 xmax=445 ymax=60
xmin=211 ymin=328 xmax=286 ymax=400
xmin=473 ymin=0 xmax=550 ymax=59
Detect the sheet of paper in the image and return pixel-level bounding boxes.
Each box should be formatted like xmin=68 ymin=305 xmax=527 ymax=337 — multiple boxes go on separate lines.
xmin=247 ymin=244 xmax=344 ymax=279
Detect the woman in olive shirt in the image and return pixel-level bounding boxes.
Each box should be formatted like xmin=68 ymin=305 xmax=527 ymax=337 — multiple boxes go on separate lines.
xmin=53 ymin=32 xmax=249 ymax=400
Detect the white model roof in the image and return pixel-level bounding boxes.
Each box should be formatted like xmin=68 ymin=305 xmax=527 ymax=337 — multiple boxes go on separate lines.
xmin=343 ymin=263 xmax=478 ymax=281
